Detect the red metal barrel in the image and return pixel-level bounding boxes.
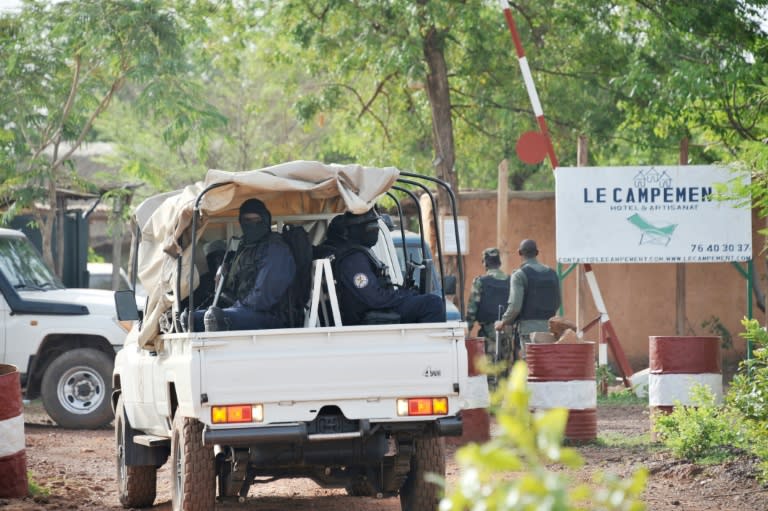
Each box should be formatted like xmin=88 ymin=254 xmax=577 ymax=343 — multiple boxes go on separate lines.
xmin=649 ymin=336 xmax=722 ymax=419
xmin=0 ymin=364 xmax=28 ymax=498
xmin=527 ymin=342 xmax=597 ymax=441
xmin=447 ymin=338 xmax=491 ymax=445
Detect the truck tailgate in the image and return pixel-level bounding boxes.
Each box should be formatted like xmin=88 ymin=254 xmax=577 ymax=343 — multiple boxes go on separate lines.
xmin=194 ymin=323 xmax=467 ymax=422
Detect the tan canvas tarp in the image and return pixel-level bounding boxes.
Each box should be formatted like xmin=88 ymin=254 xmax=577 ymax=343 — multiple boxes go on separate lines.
xmin=133 ymin=160 xmax=400 ymax=348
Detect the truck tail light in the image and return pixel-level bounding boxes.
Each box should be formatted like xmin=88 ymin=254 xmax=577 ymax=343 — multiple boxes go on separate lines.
xmin=211 ymin=404 xmax=263 ymax=424
xmin=396 ymin=397 xmax=448 ymax=416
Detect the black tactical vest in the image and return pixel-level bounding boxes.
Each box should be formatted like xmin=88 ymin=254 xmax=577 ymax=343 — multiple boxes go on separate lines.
xmin=519 ymin=266 xmax=559 ymax=321
xmin=476 ymin=275 xmax=510 ymax=323
xmin=334 ymin=245 xmax=394 ymax=289
xmin=225 ymin=240 xmax=267 ymax=304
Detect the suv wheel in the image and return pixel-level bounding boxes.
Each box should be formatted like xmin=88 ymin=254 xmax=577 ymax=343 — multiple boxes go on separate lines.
xmin=41 ymin=348 xmax=113 ymax=429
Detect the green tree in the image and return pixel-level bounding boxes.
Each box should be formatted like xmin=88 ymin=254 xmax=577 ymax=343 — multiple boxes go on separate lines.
xmin=256 ymin=1 xmax=766 ymax=190
xmin=87 ymin=0 xmax=768 ymax=207
xmin=95 ymin=2 xmax=343 ymax=194
xmin=0 ymin=0 xmax=224 ymax=274
xmin=607 ymin=0 xmax=768 ymax=162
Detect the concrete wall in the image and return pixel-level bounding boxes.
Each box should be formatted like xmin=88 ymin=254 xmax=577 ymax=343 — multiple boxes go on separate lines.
xmin=455 ymin=190 xmax=761 ymax=376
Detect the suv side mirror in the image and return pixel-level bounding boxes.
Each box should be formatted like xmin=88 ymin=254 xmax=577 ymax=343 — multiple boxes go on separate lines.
xmin=443 ymin=275 xmax=457 ymax=295
xmin=115 ymin=290 xmax=140 ymax=321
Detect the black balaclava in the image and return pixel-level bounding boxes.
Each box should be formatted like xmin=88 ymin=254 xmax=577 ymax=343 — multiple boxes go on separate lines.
xmin=345 ymin=210 xmax=379 ymax=248
xmin=326 ymin=214 xmax=347 ymax=244
xmin=239 ymin=199 xmax=271 ymax=245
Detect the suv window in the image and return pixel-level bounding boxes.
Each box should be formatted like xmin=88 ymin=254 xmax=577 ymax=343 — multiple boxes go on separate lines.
xmin=0 ymin=236 xmax=63 ymax=290
xmin=395 ymin=241 xmax=440 ymax=292
xmin=393 ymin=234 xmax=461 ymax=321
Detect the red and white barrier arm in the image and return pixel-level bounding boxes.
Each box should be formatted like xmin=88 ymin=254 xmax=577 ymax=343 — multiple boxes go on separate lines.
xmin=498 ymin=0 xmax=559 ymax=169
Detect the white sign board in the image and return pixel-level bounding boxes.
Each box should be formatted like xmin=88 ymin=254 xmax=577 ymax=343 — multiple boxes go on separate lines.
xmin=441 ymin=216 xmax=469 ymax=255
xmin=555 ymin=165 xmax=751 ymax=264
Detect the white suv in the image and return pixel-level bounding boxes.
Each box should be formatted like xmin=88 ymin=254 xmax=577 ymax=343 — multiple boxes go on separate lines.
xmin=0 ymin=229 xmax=130 ymax=428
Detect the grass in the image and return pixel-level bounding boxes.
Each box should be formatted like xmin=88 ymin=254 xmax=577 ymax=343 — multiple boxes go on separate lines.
xmin=597 ymin=387 xmax=647 ymax=406
xmin=595 ymin=431 xmax=654 ymax=448
xmin=28 ymin=472 xmax=49 ymax=496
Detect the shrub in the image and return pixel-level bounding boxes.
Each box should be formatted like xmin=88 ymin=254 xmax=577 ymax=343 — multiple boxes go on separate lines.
xmin=726 ymin=317 xmax=768 ymax=479
xmin=598 ymin=387 xmax=646 ymax=406
xmin=727 ymin=318 xmax=768 ymax=423
xmin=653 ymin=385 xmax=743 ymax=461
xmin=438 ymin=362 xmax=646 ymax=511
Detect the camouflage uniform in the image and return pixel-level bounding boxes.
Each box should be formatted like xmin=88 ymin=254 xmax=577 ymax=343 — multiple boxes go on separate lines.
xmin=466 ymin=265 xmax=513 ymax=367
xmin=500 ymin=256 xmax=561 ymax=359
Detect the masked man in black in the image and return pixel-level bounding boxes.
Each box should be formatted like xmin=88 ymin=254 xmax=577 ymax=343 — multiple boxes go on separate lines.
xmin=323 ymin=210 xmax=444 ymax=325
xmin=194 ymin=198 xmax=295 ymax=331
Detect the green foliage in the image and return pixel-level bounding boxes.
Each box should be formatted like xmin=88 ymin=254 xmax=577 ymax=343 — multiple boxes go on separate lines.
xmin=726 ymin=318 xmax=768 ymax=479
xmin=595 ymin=363 xmax=615 ymax=395
xmin=38 ymin=0 xmax=766 ymax=202
xmin=0 ymin=0 xmax=226 ymax=269
xmin=598 ymin=388 xmax=646 ymax=407
xmin=27 ymin=472 xmax=49 ymax=497
xmin=440 ymin=362 xmax=647 ymax=510
xmin=729 ymin=318 xmax=768 ymax=423
xmin=653 ymin=319 xmax=768 ymax=481
xmin=255 ymin=0 xmax=768 ymax=192
xmin=87 ymin=247 xmax=105 ymax=263
xmin=700 ymin=315 xmax=733 ymax=351
xmin=654 ymin=385 xmax=742 ymax=460
xmin=595 ymin=431 xmax=651 ymax=449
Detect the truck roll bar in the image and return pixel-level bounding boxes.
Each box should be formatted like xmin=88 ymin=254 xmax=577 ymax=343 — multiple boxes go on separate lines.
xmin=396 ymin=172 xmax=465 ymax=318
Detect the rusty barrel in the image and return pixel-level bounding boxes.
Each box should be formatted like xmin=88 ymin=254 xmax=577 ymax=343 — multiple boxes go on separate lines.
xmin=649 ymin=336 xmax=722 ymax=417
xmin=527 ymin=342 xmax=597 ymax=441
xmin=0 ymin=364 xmax=27 ymax=498
xmin=447 ymin=338 xmax=491 ymax=445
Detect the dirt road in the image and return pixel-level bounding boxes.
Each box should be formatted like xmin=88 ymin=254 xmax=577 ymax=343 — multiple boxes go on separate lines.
xmin=2 ymin=402 xmax=766 ymax=510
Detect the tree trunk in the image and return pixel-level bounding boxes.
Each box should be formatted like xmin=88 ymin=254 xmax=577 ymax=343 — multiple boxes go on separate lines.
xmin=423 ymin=27 xmax=460 ymax=277
xmin=41 ymin=178 xmax=58 ymax=275
xmin=56 ymin=195 xmax=65 ymax=278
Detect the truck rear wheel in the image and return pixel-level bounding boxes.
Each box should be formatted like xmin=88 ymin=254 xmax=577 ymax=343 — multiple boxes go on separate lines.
xmin=40 ymin=348 xmax=113 ymax=429
xmin=399 ymin=435 xmax=445 ymax=511
xmin=115 ymin=396 xmax=156 ymax=508
xmin=171 ymin=412 xmax=215 ymax=511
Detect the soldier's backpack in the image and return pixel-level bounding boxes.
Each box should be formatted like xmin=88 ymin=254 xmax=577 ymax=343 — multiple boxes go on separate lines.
xmin=280 ymin=224 xmax=313 ymax=327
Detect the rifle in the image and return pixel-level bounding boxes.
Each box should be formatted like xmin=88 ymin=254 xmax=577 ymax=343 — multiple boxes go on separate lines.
xmin=404 ymin=255 xmax=418 ymax=290
xmin=203 ymin=237 xmax=238 ymax=331
xmin=512 ymin=321 xmax=521 ymax=362
xmin=495 ymin=304 xmax=502 ymax=366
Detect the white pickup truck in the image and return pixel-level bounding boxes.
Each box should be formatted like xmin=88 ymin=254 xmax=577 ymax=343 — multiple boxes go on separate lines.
xmin=0 ymin=227 xmax=130 ymax=428
xmin=113 ymin=161 xmax=486 ymax=511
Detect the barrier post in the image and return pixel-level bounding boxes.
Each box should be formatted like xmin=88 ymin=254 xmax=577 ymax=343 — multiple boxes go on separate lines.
xmin=0 ymin=364 xmax=28 ymax=498
xmin=527 ymin=343 xmax=597 ymax=441
xmin=448 ymin=338 xmax=491 ymax=445
xmin=649 ymin=336 xmax=722 ymax=435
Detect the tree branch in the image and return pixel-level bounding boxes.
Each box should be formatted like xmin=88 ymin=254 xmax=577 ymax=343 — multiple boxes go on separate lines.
xmin=357 ymin=72 xmax=396 ymax=121
xmin=326 ymin=81 xmax=392 ymax=142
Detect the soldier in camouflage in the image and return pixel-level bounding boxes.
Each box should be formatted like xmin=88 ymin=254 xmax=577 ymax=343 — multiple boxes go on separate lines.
xmin=466 ymin=248 xmax=513 ymax=369
xmin=495 ymin=239 xmax=561 ymax=360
